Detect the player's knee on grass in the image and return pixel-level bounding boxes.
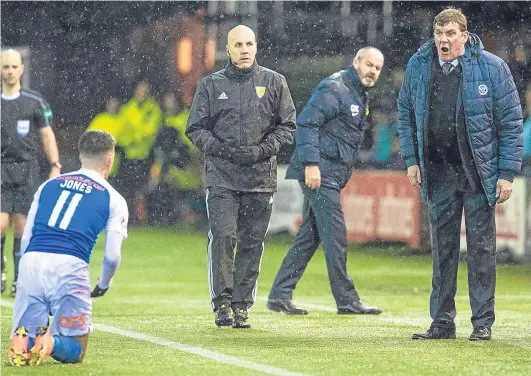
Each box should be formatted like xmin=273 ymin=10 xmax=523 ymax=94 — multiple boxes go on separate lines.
xmin=51 ymin=334 xmax=88 ymax=363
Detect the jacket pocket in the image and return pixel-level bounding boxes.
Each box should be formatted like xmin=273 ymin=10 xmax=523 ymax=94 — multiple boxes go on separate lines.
xmin=319 ymin=135 xmax=340 ymax=161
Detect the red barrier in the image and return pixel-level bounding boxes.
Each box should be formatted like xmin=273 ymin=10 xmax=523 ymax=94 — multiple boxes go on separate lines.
xmin=271 ymin=167 xmax=530 ymax=262
xmin=341 ymin=171 xmax=421 ymax=248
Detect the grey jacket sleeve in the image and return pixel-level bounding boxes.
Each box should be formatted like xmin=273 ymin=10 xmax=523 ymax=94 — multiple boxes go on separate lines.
xmin=185 ymin=78 xmax=219 ymax=154
xmin=260 ymin=75 xmax=296 ymax=157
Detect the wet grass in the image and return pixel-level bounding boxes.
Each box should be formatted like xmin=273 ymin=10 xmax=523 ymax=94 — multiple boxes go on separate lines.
xmin=1 ymin=227 xmax=530 ymax=375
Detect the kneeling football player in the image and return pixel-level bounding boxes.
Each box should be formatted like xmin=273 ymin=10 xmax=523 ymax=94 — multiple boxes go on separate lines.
xmin=8 ymin=130 xmax=128 ymax=366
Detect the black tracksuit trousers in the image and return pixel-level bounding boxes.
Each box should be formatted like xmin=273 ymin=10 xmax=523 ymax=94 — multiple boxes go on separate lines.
xmin=206 ymin=186 xmax=273 ymax=311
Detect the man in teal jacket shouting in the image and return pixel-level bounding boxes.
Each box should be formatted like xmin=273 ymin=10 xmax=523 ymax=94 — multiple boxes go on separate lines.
xmin=397 ymin=8 xmax=523 ymax=341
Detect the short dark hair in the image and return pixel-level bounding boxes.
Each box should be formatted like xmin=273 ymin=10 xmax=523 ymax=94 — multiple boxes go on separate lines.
xmin=78 ymin=130 xmax=115 ymax=158
xmin=434 ymin=8 xmax=467 ymax=32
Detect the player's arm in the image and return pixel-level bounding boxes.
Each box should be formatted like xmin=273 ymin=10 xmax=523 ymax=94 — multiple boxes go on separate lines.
xmin=20 ymin=202 xmax=37 ymax=254
xmin=40 ymin=126 xmax=61 ymax=178
xmin=91 ymin=230 xmax=123 ymax=297
xmin=20 ymin=183 xmax=45 ymax=253
xmin=92 ymin=194 xmax=128 ymax=297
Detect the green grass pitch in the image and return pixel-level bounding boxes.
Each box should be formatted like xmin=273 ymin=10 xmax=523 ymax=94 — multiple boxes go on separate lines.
xmin=1 ymin=227 xmax=530 ymax=375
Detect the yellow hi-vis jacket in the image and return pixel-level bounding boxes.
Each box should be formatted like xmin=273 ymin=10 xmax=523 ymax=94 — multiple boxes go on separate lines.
xmin=163 ymin=109 xmax=197 ymax=152
xmin=87 ymin=112 xmax=125 ymax=177
xmin=119 ymin=97 xmax=161 ymax=160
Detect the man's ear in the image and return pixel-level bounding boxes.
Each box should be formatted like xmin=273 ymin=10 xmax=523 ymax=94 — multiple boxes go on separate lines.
xmin=106 ymin=153 xmax=113 ymax=169
xmin=462 ymin=31 xmax=469 ymax=45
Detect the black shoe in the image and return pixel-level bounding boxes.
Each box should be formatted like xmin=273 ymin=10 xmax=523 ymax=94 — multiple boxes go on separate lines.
xmin=337 ymin=300 xmax=382 ymax=315
xmin=267 ymin=299 xmax=308 ymax=315
xmin=412 ymin=326 xmax=456 ymax=340
xmin=469 ymin=326 xmax=491 ymax=341
xmin=214 ymin=304 xmax=233 ymax=327
xmin=10 ymin=281 xmax=16 ymax=297
xmin=232 ymin=308 xmax=251 ymax=329
xmin=1 ymin=273 xmax=6 ymax=293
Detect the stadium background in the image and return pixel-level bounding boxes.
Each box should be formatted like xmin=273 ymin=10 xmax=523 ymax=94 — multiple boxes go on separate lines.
xmin=2 ymin=1 xmax=530 ymax=165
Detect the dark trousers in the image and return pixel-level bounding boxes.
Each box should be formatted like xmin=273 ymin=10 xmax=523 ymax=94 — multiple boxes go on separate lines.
xmin=427 ymin=165 xmax=496 ymax=329
xmin=269 ymin=183 xmax=360 ymax=309
xmin=115 ymin=158 xmax=150 ymax=222
xmin=206 ymin=186 xmax=273 ymax=311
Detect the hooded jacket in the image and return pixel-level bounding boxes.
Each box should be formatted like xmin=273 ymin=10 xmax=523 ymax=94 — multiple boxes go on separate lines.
xmin=186 ymin=61 xmax=296 ymax=192
xmin=397 ymin=33 xmax=523 ymax=206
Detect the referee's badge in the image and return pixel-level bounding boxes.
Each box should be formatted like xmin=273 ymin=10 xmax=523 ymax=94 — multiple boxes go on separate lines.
xmin=17 ymin=120 xmax=30 ymax=137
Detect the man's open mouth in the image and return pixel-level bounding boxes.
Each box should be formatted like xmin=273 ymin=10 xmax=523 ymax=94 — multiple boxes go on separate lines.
xmin=441 ymin=47 xmax=449 ymax=53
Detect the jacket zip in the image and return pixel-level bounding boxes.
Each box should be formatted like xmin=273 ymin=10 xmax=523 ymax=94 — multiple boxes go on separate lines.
xmin=238 ymin=81 xmax=244 ymax=188
xmin=421 ymin=64 xmax=433 ymax=197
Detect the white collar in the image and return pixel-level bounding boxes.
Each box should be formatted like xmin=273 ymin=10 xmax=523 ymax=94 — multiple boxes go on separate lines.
xmin=439 ymin=49 xmax=465 ymax=68
xmin=1 ymin=91 xmax=21 ymax=100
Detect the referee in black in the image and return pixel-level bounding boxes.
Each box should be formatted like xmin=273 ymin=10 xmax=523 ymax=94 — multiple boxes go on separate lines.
xmin=1 ymin=49 xmax=61 ymax=295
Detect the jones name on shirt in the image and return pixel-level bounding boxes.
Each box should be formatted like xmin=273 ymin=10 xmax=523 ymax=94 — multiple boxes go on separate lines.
xmin=56 ymin=175 xmax=105 ymax=194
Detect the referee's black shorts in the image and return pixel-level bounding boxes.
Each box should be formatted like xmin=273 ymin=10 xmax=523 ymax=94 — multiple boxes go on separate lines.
xmin=1 ymin=161 xmax=40 ymax=215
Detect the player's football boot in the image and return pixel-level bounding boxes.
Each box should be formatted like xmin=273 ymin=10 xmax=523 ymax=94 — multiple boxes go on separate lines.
xmin=215 ymin=303 xmax=233 ymax=327
xmin=232 ymin=308 xmax=251 ymax=329
xmin=8 ymin=326 xmax=29 ymax=366
xmin=29 ymin=326 xmax=54 ymax=365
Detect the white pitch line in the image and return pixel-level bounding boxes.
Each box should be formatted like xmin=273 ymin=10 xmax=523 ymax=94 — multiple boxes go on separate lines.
xmin=0 ymin=300 xmax=308 ymax=376
xmin=94 ymin=323 xmax=308 ymax=376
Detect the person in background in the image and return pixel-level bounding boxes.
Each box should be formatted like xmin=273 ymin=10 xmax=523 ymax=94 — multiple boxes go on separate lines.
xmin=148 ymin=91 xmax=203 ymax=226
xmin=507 ymin=43 xmax=530 ymax=115
xmin=1 ymin=49 xmax=61 ymax=296
xmin=87 ymin=96 xmax=124 ymax=180
xmin=397 ymin=8 xmax=523 ymax=341
xmin=370 ymin=105 xmax=403 ymax=170
xmin=267 ymin=47 xmax=384 ymax=316
xmin=119 ymin=80 xmax=161 ymax=223
xmin=186 ymin=25 xmax=296 ymax=329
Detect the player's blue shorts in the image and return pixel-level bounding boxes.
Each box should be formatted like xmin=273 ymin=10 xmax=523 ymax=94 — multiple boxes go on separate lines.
xmin=11 ymin=252 xmax=93 ymax=338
